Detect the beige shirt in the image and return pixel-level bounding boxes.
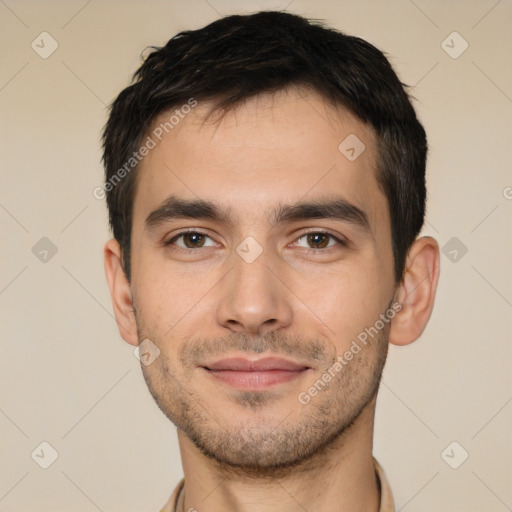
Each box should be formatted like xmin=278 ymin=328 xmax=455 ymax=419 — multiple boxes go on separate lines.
xmin=159 ymin=458 xmax=394 ymax=512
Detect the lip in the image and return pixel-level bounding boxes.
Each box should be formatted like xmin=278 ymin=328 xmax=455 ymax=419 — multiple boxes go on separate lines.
xmin=202 ymin=356 xmax=310 ymax=390
xmin=205 ymin=356 xmax=308 ymax=372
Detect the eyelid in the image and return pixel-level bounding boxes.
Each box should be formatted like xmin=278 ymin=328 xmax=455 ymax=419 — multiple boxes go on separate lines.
xmin=291 ymin=228 xmax=348 ymax=247
xmin=164 ymin=228 xmax=218 ymax=247
xmin=163 ymin=228 xmax=348 ymax=250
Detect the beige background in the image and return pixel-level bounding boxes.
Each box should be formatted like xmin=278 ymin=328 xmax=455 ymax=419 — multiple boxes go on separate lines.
xmin=1 ymin=0 xmax=511 ymax=510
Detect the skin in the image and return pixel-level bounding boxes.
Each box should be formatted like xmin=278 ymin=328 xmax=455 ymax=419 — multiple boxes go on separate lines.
xmin=104 ymin=86 xmax=440 ymax=512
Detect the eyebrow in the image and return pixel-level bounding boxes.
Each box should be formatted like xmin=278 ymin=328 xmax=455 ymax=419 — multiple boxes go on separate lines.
xmin=145 ymin=195 xmax=371 ymax=233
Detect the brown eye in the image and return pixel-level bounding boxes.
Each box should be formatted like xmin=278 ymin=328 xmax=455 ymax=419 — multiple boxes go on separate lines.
xmin=182 ymin=233 xmax=206 ymax=248
xmin=293 ymin=231 xmax=345 ymax=251
xmin=306 ymin=233 xmax=330 ymax=249
xmin=166 ymin=231 xmax=216 ymax=249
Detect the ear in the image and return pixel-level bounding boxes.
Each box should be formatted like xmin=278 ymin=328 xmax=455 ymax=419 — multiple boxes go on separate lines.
xmin=389 ymin=236 xmax=440 ymax=346
xmin=104 ymin=238 xmax=139 ymax=346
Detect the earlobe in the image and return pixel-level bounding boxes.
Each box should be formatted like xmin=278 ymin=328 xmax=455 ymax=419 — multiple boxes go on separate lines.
xmin=389 ymin=236 xmax=440 ymax=346
xmin=104 ymin=239 xmax=139 ymax=346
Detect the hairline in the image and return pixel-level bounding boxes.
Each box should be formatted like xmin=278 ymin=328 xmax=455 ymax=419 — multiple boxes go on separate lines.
xmin=121 ymin=85 xmax=397 ymax=280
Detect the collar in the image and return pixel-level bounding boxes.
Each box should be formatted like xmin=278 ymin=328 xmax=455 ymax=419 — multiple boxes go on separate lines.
xmin=160 ymin=458 xmax=394 ymax=512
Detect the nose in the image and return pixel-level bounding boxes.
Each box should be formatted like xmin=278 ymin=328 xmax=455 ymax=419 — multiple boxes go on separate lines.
xmin=215 ymin=247 xmax=293 ymax=336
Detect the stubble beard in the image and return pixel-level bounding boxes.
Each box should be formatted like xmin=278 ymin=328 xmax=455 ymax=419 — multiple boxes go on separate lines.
xmin=138 ymin=324 xmax=389 ymax=477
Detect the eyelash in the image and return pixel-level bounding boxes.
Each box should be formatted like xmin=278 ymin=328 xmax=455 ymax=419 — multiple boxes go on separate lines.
xmin=163 ymin=229 xmax=347 ymax=254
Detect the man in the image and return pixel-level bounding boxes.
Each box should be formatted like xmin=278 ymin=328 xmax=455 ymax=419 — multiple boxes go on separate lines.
xmin=102 ymin=11 xmax=439 ymax=512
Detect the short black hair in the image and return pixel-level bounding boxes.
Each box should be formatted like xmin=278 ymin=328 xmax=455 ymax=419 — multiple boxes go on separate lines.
xmin=102 ymin=10 xmax=427 ymax=282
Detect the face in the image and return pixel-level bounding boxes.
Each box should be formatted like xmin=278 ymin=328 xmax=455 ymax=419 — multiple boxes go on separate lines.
xmin=128 ymin=87 xmax=396 ymax=470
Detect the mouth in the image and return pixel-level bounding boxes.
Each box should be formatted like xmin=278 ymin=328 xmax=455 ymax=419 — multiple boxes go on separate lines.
xmin=201 ymin=356 xmax=311 ymax=390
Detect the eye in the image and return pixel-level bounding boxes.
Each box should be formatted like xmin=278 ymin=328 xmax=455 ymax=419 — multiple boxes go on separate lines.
xmin=293 ymin=231 xmax=345 ymax=250
xmin=165 ymin=231 xmax=217 ymax=249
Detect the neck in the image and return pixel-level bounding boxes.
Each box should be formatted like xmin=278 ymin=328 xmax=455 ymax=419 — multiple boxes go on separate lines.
xmin=176 ymin=398 xmax=380 ymax=512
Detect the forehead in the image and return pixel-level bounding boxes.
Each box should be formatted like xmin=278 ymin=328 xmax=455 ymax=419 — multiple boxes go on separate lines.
xmin=132 ymin=87 xmax=388 ymax=233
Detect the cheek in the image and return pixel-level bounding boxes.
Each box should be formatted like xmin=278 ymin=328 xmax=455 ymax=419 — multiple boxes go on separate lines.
xmin=309 ymin=264 xmax=387 ymax=347
xmin=131 ymin=252 xmax=217 ymax=345
xmin=132 ymin=268 xmax=178 ymax=341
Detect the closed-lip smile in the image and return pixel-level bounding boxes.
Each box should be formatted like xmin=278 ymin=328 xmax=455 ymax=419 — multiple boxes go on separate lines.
xmin=202 ymin=356 xmax=311 ymax=390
